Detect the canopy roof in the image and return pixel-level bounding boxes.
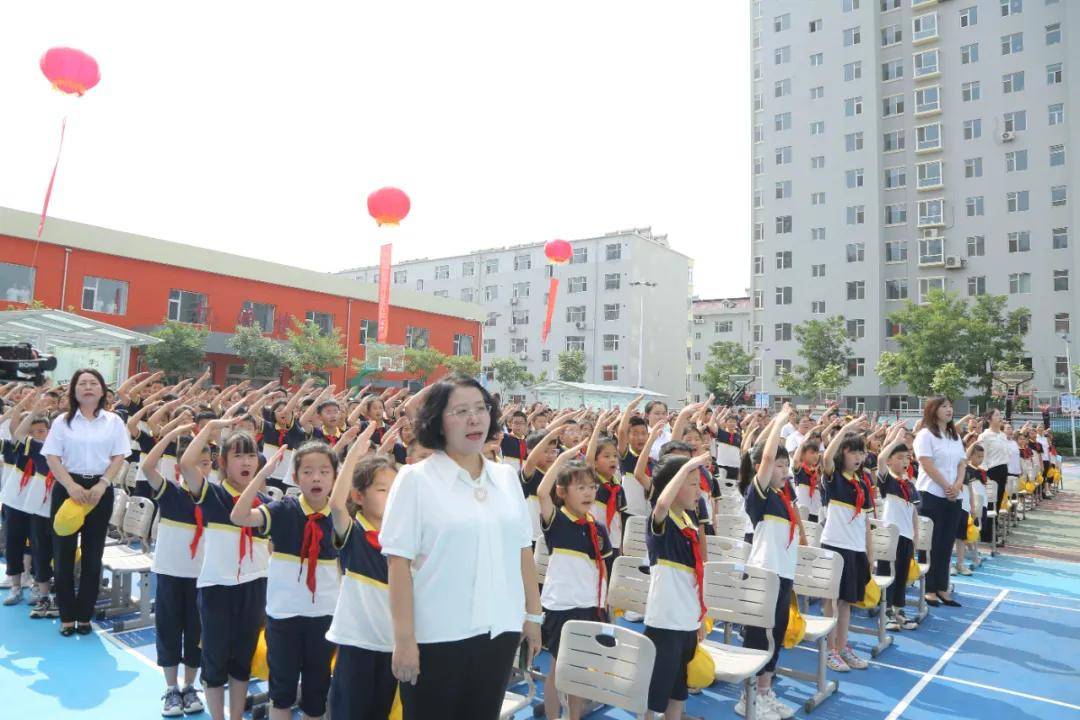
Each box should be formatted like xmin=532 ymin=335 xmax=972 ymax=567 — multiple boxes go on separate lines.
xmin=0 ymin=310 xmax=160 ymax=349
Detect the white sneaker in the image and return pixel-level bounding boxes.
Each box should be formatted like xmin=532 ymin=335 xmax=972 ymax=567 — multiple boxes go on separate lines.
xmin=840 ymin=645 xmax=869 ymax=670
xmin=735 ymin=691 xmax=780 ymax=720
xmin=762 ymin=688 xmax=797 ymax=719
xmin=949 ymin=565 xmax=957 ymax=576
xmin=826 ymin=650 xmax=850 ymax=672
xmin=885 ymin=609 xmax=901 ymax=632
xmin=3 ymin=586 xmax=24 ymax=606
xmin=622 ymin=610 xmax=644 ymax=622
xmin=957 ymin=566 xmax=973 ymax=576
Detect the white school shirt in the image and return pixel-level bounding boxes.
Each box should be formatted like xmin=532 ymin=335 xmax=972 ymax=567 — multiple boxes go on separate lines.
xmin=913 ymin=428 xmax=966 ymax=500
xmin=648 ymin=425 xmax=673 ymax=462
xmin=1037 ymin=436 xmax=1050 ymax=461
xmin=1006 ymin=440 xmax=1022 ymax=475
xmin=783 ymin=430 xmax=805 ymax=455
xmin=41 ymin=410 xmax=131 ymax=475
xmin=779 ymin=422 xmax=795 ymax=439
xmin=379 ymin=451 xmax=533 ymax=644
xmin=977 ymin=429 xmax=1010 ymax=470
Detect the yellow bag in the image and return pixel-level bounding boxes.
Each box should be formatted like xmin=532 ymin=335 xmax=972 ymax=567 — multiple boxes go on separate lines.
xmin=1036 ymin=473 xmax=1044 ymax=486
xmin=702 ymin=616 xmax=714 ymax=635
xmin=686 ymin=643 xmax=716 ymax=690
xmin=965 ymin=517 xmax=979 ymax=544
xmin=1025 ymin=481 xmax=1035 ymax=493
xmin=907 ymin=557 xmax=921 ymax=587
xmin=389 ymin=688 xmax=403 ymax=720
xmin=784 ymin=595 xmax=806 ymax=648
xmin=855 ymin=578 xmax=880 ymax=609
xmin=251 ymin=628 xmax=269 ymax=681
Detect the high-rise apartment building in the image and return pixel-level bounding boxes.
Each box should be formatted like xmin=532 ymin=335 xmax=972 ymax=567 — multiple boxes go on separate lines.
xmin=337 ymin=228 xmax=693 ymax=403
xmin=751 ymin=0 xmax=1078 ymax=411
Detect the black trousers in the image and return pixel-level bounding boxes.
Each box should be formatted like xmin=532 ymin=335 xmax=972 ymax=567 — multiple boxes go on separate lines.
xmin=743 ymin=576 xmax=793 ymax=675
xmin=4 ymin=506 xmax=53 ymax=583
xmin=400 ymin=632 xmax=521 ymax=720
xmin=878 ymin=536 xmax=914 ymax=608
xmin=266 ymin=614 xmax=335 ymax=717
xmin=51 ymin=477 xmax=114 ymax=623
xmin=982 ymin=465 xmax=1008 ymax=542
xmin=155 ymin=573 xmax=201 ymax=668
xmin=920 ymin=493 xmax=960 ymax=594
xmin=330 ymin=645 xmax=396 ymax=720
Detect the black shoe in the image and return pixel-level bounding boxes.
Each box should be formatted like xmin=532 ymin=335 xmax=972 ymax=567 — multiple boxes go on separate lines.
xmin=75 ymin=622 xmax=93 ymax=635
xmin=940 ymin=597 xmax=962 ymax=607
xmin=924 ymin=595 xmax=942 ymax=607
xmin=59 ymin=625 xmax=76 ymax=637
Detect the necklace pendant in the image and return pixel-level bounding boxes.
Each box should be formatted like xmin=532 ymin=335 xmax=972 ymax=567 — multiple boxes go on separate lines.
xmin=474 ymin=486 xmax=488 ymax=502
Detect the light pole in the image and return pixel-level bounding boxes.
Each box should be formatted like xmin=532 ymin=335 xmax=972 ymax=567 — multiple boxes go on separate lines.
xmin=1063 ymin=333 xmax=1077 ymax=457
xmin=629 ymin=280 xmax=657 ymax=388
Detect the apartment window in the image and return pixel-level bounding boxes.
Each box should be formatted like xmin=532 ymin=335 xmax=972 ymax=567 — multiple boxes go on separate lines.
xmin=884 ymin=167 xmax=906 ymax=189
xmin=967 ymin=235 xmax=986 ymax=256
xmin=886 ymin=279 xmax=909 ymax=300
xmin=915 ymin=50 xmax=940 ymax=78
xmin=605 ymin=243 xmax=622 ymax=261
xmin=846 ymin=243 xmax=865 ymax=262
xmin=810 ymin=86 xmax=825 ymax=100
xmin=776 ymin=251 xmax=793 ymax=270
xmin=358 ymin=318 xmax=379 ymax=344
xmin=774 ymin=180 xmax=790 ymax=200
xmin=912 ymin=13 xmax=938 ymax=42
xmin=567 ymin=276 xmax=587 ymax=293
xmin=811 ymin=52 xmax=824 ymax=67
xmin=485 ymin=312 xmax=498 ymax=327
xmin=753 ymin=291 xmax=763 ymax=309
xmin=775 ymin=287 xmax=793 ymax=305
xmin=847 ymin=205 xmax=865 ymax=225
xmin=844 ymin=97 xmax=863 ymax=117
xmin=604 ymin=273 xmax=621 ymax=290
xmin=843 ymin=61 xmax=863 ymax=82
xmin=961 ymin=43 xmax=979 ymax=64
xmin=754 ymin=93 xmax=764 ymax=112
xmin=775 ymin=78 xmax=791 ymax=98
xmin=484 ymin=258 xmax=499 ymax=274
xmin=433 ymin=264 xmax=449 ymax=280
xmin=775 ymin=323 xmax=792 ymax=341
xmin=812 ymin=301 xmax=826 ymax=315
xmin=882 ymin=24 xmax=902 ymax=47
xmin=918 ymin=198 xmax=944 ymax=226
xmin=776 ymin=113 xmax=792 ymax=131
xmin=920 ymin=236 xmax=945 ymax=265
xmin=885 ymin=239 xmax=908 ymax=262
xmin=917 ymin=160 xmax=942 ymax=189
xmin=885 ymin=203 xmax=907 ymax=225
xmin=999 ymin=72 xmax=1025 ymax=97
xmin=566 ymin=305 xmax=586 ymax=323
xmin=1055 ymin=313 xmax=1071 ymax=335
xmin=1000 ymin=0 xmax=1022 ymax=16
xmin=462 ymin=261 xmax=475 ymax=277
xmin=238 ymin=300 xmax=273 ymax=330
xmin=774 ymin=13 xmax=790 ymax=32
xmin=1008 ymin=231 xmax=1031 ymax=253
xmin=510 ymin=254 xmax=531 ymax=271
xmin=510 ymin=281 xmax=530 ymax=299
xmin=915 ymin=86 xmax=941 ymax=115
xmin=604 ymin=303 xmax=620 ymax=321
xmin=1051 ymin=145 xmax=1066 ymax=167
xmin=847 ymin=281 xmax=866 ymax=300
xmin=883 ymin=94 xmax=904 ymax=117
xmin=884 ymin=130 xmax=905 ymax=153
xmin=565 ymin=336 xmax=585 ymax=352
xmin=1047 ymin=23 xmax=1061 ymax=45
xmin=811 ymin=192 xmax=826 ymax=205
xmin=1053 ymin=227 xmax=1069 ymax=249
xmin=1006 ymin=150 xmax=1028 ymax=172
xmin=881 ymin=0 xmax=901 ymax=9
xmin=601 ymin=365 xmax=618 ymax=382
xmin=845 ymin=169 xmax=864 ymax=189
xmin=601 ymin=334 xmax=620 ymax=352
xmin=810 ymin=120 xmax=825 ymax=135
xmin=1007 ymin=191 xmax=1030 ymax=212
xmin=845 ymin=132 xmax=864 ymax=152
xmin=811 ymin=264 xmax=826 ymax=278
xmin=452 ymin=333 xmax=474 ymax=357
xmin=484 ymin=285 xmax=498 ymax=301
xmin=393 ymin=270 xmax=407 ymax=284
xmin=1047 ymin=63 xmax=1064 ymax=85
xmin=843 ymin=26 xmax=862 ymax=47
xmin=1004 ymin=110 xmax=1027 ymax=132
xmin=965 ymin=158 xmax=983 ymax=178
xmin=753 ymin=223 xmax=765 ymax=243
xmin=775 ymin=359 xmax=793 ymax=377
xmin=1002 ymin=32 xmax=1024 ymax=55
xmin=715 ymin=321 xmax=733 ymax=334
xmin=167 ymin=289 xmax=207 ymax=323
xmin=967 ymin=276 xmax=987 ymax=296
xmin=847 ymin=319 xmax=865 ymax=339
xmin=916 ymin=123 xmax=942 ymax=151
xmin=963 ymin=119 xmax=982 ymax=140
xmin=775 ymin=45 xmax=791 ymax=65
xmin=753 ymin=256 xmax=765 ymax=275
xmin=568 ymin=247 xmax=587 ymax=265
xmin=301 ymin=310 xmax=332 ymax=336
xmin=843 ymin=0 xmax=859 ymax=11
xmin=882 ymin=59 xmax=904 ymax=82
xmin=919 ymin=277 xmax=945 ymax=302
xmin=1053 ymin=270 xmax=1070 ymax=292
xmin=776 ymin=215 xmax=793 ymax=234
xmin=847 ymin=358 xmax=866 ymax=377
xmin=416 ymin=279 xmax=424 ymax=292
xmin=754 ymin=124 xmax=764 ymax=144
xmin=1050 ymin=103 xmax=1065 ymax=126
xmin=482 ymin=338 xmax=495 ymax=354
xmin=511 ymin=338 xmax=528 ymax=354
xmin=962 ymin=81 xmax=981 ymax=102
xmin=776 ymin=146 xmax=792 ymax=165
xmin=812 ymin=227 xmax=826 ymax=241
xmin=966 ymin=196 xmax=985 ymax=216
xmin=1009 ymin=272 xmax=1032 ymax=294
xmin=960 ymin=6 xmax=978 ymax=28
xmin=82 ymin=276 xmax=128 ymax=315
xmin=1052 ymin=186 xmax=1068 ymax=207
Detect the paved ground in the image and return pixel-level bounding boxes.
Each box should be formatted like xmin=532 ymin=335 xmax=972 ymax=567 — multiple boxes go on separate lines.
xmin=1002 ymin=462 xmax=1080 ymax=562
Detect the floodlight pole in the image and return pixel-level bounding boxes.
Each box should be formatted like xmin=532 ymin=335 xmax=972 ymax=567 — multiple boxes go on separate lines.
xmin=1065 ymin=334 xmax=1077 ymax=457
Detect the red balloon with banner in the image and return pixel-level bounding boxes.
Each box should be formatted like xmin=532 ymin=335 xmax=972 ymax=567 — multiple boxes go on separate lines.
xmin=541 ymin=239 xmax=572 ymax=343
xmin=367 ymin=187 xmax=411 ymax=345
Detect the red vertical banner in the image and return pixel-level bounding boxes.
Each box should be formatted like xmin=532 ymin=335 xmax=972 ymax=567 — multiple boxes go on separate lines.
xmin=377 ymin=243 xmax=392 ymax=343
xmin=541 ymin=277 xmax=559 ymax=343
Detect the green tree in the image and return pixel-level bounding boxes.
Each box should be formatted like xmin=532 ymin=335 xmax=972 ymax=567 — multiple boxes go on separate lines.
xmin=778 ymin=317 xmax=852 ymax=400
xmin=962 ymin=295 xmax=1030 ymax=397
xmin=875 ymin=351 xmax=904 ymax=390
xmin=557 ymin=350 xmax=586 ymax=382
xmin=285 ymin=318 xmax=345 ymax=381
xmin=443 ymin=354 xmax=481 ymax=377
xmin=491 ymin=357 xmax=535 ymax=393
xmin=701 ymin=341 xmax=754 ymax=397
xmin=145 ymin=321 xmax=207 ymax=377
xmin=931 ymin=362 xmax=968 ymax=399
xmin=229 ymin=323 xmax=287 ymax=380
xmin=404 ymin=347 xmax=447 ymax=384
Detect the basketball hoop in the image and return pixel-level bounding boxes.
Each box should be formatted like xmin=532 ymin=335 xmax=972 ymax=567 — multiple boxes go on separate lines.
xmin=361 ymin=343 xmax=405 ymax=373
xmin=991 ymin=369 xmax=1034 ymax=397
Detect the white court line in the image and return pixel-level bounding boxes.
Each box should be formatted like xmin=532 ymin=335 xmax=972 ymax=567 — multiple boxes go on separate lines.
xmin=961 ymin=589 xmax=1080 ymax=614
xmin=884 ymin=588 xmax=1009 ymax=720
xmin=952 ymin=578 xmax=1080 ymax=603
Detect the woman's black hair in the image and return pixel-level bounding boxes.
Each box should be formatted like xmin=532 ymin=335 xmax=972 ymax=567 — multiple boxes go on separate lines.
xmin=738 ymin=442 xmax=791 ymax=495
xmin=649 ymin=454 xmax=690 ymax=504
xmin=414 ymin=374 xmax=500 ymax=451
xmin=65 ymin=368 xmax=109 ymax=426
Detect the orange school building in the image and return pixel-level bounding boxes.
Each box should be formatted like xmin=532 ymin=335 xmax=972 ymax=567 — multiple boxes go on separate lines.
xmin=0 ymin=207 xmax=484 ymax=386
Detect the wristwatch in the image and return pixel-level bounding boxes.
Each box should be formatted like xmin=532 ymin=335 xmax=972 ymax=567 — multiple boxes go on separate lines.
xmin=525 ymin=612 xmax=545 ymax=625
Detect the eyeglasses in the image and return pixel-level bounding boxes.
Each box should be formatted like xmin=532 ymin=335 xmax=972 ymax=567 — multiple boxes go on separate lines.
xmin=444 ymin=404 xmax=492 ymax=421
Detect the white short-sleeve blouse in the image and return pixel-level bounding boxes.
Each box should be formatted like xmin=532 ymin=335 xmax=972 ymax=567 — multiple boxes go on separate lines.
xmin=41 ymin=410 xmax=131 ymax=476
xmin=913 ymin=427 xmax=966 ymax=500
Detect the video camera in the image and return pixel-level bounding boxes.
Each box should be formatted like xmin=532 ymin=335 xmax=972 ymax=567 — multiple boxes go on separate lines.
xmin=0 ymin=343 xmax=58 ymax=386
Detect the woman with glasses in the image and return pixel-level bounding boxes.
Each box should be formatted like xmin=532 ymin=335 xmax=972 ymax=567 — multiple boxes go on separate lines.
xmin=380 ymin=375 xmax=542 ymax=720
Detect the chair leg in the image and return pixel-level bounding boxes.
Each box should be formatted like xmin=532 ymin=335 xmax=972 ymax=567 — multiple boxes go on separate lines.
xmin=871 ymin=595 xmax=893 ymax=657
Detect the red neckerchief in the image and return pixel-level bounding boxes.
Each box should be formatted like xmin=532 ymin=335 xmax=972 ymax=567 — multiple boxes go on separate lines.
xmin=979 ymin=468 xmax=987 ymax=484
xmin=226 ymin=486 xmax=261 ymax=580
xmin=801 ymin=463 xmax=819 ymax=498
xmin=322 ymin=427 xmax=339 ymax=445
xmin=517 ymin=436 xmax=527 ymax=461
xmin=844 ymin=471 xmax=867 ymax=522
xmin=299 ymin=507 xmax=326 ymax=601
xmin=894 ymin=471 xmax=912 ymax=503
xmin=777 ymin=485 xmax=797 ymax=547
xmin=862 ymin=471 xmax=877 ymax=516
xmin=255 ymin=432 xmax=263 ymax=443
xmin=573 ymin=512 xmax=608 ymax=611
xmin=276 ymin=424 xmax=288 ymax=447
xmin=359 ymin=513 xmax=382 ymax=550
xmin=698 ymin=467 xmax=712 ymax=494
xmin=907 ymin=464 xmax=916 ymax=480
xmin=18 ymin=458 xmax=34 ymax=494
xmin=678 ymin=520 xmax=707 ymax=621
xmin=599 ymin=476 xmax=619 ymax=529
xmin=190 ymin=502 xmax=205 ymax=559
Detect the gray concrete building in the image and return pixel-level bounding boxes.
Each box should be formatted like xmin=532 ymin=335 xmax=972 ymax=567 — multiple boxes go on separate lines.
xmin=751 ymin=0 xmax=1079 ymax=411
xmin=337 ymin=228 xmax=694 ymax=403
xmin=690 ymin=297 xmax=754 ymax=402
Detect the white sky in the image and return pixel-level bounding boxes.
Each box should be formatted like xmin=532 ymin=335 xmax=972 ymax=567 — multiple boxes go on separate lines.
xmin=0 ymin=1 xmax=750 ymax=298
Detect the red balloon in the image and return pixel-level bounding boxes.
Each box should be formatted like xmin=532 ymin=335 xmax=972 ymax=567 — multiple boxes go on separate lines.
xmin=40 ymin=47 xmax=100 ymax=96
xmin=544 ymin=239 xmax=572 ymax=264
xmin=367 ymin=187 xmax=411 ymax=226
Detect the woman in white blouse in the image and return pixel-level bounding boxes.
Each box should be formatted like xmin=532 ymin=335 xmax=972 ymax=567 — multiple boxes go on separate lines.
xmin=977 ymin=409 xmax=1009 ymax=545
xmin=913 ymin=396 xmax=967 ymax=608
xmin=380 ymin=376 xmax=542 ymax=720
xmin=43 ymin=369 xmax=131 ymax=635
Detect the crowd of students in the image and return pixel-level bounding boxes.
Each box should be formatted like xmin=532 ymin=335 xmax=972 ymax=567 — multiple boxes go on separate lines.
xmin=0 ymin=369 xmax=1065 ymax=720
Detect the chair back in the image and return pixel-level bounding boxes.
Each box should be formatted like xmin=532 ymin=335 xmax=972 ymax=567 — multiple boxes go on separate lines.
xmin=534 ymin=536 xmax=550 ymax=585
xmin=705 ymin=535 xmax=750 ymax=564
xmin=264 ymin=486 xmax=284 ymax=502
xmin=622 ymin=515 xmax=649 ymax=558
xmin=285 ymin=487 xmax=302 ymax=498
xmin=868 ymin=519 xmax=900 ymax=567
xmin=109 ymin=488 xmax=129 ymax=532
xmin=712 ymin=513 xmax=747 ymax=541
xmin=607 ymin=556 xmax=651 ymax=617
xmin=803 ymin=519 xmax=823 ymax=548
xmin=703 ymin=561 xmax=780 ymax=633
xmin=793 ymin=545 xmax=843 ymax=601
xmin=916 ymin=516 xmax=933 ymax=554
xmin=121 ymin=496 xmax=157 ymax=550
xmin=985 ymin=480 xmax=998 ymax=512
xmin=555 ymin=621 xmax=656 ymax=716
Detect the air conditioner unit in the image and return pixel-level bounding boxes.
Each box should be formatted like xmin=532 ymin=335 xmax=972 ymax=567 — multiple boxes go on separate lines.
xmin=508 ymin=325 xmax=518 ymax=333
xmin=1001 ymin=131 xmax=1016 ymax=142
xmin=575 ymin=321 xmax=587 ymax=330
xmin=1054 ymin=377 xmax=1068 ymax=388
xmin=518 ymin=353 xmax=529 ymax=361
xmin=944 ymin=255 xmax=965 ymax=269
xmin=510 ymin=297 xmax=519 ymax=305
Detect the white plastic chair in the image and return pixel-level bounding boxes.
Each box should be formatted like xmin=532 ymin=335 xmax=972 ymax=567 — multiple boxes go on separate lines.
xmin=914 ymin=516 xmax=934 ymax=623
xmin=499 ymin=639 xmax=537 ymax=719
xmin=606 ymin=555 xmax=651 ymax=618
xmin=983 ymin=480 xmax=1000 ymax=556
xmin=105 ymin=488 xmax=130 ymax=545
xmin=712 ymin=513 xmax=748 ymax=542
xmin=285 ymin=486 xmax=302 ymax=498
xmin=101 ymin=496 xmax=156 ymax=630
xmin=803 ymin=519 xmax=823 ymax=548
xmin=621 ymin=515 xmax=649 ymax=559
xmin=849 ymin=519 xmax=898 ymax=657
xmin=264 ymin=486 xmax=284 ymax=502
xmin=554 ymin=621 xmax=657 ymax=719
